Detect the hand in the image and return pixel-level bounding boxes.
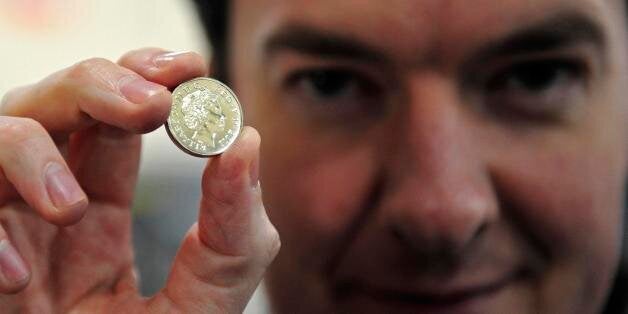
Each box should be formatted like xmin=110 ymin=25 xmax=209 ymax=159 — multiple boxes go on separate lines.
xmin=0 ymin=48 xmax=280 ymax=313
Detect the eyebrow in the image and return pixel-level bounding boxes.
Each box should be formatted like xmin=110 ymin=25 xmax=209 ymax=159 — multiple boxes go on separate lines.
xmin=263 ymin=12 xmax=606 ymax=65
xmin=469 ymin=12 xmax=606 ymax=63
xmin=263 ymin=24 xmax=387 ymax=63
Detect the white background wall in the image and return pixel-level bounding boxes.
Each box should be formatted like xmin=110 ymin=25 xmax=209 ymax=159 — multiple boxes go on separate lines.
xmin=0 ymin=0 xmax=206 ymax=90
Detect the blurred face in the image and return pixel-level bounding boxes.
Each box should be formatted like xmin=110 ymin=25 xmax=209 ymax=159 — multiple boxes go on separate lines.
xmin=225 ymin=0 xmax=628 ymax=313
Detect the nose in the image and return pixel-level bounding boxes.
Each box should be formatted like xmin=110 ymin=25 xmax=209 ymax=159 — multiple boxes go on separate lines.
xmin=381 ymin=72 xmax=498 ymax=257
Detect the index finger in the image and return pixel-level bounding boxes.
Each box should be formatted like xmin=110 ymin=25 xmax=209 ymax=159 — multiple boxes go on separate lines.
xmin=0 ymin=57 xmax=171 ymax=136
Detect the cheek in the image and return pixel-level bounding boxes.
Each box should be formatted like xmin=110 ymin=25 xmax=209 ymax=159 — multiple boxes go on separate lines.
xmin=259 ymin=128 xmax=379 ymax=264
xmin=529 ymin=154 xmax=619 ymax=254
xmin=491 ymin=135 xmax=624 ymax=297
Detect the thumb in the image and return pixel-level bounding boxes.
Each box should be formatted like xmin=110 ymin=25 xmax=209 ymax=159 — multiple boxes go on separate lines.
xmin=151 ymin=127 xmax=280 ymax=314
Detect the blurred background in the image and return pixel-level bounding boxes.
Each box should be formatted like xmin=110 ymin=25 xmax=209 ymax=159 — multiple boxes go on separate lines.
xmin=0 ymin=0 xmax=267 ymax=312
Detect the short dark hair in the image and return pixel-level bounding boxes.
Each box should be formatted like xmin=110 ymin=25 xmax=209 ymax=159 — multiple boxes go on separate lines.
xmin=192 ymin=0 xmax=230 ymax=82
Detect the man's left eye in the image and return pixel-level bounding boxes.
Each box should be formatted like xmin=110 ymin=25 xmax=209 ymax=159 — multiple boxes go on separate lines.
xmin=483 ymin=58 xmax=587 ymax=121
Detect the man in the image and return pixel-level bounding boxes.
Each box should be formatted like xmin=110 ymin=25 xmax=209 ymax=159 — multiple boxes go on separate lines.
xmin=0 ymin=0 xmax=626 ymax=313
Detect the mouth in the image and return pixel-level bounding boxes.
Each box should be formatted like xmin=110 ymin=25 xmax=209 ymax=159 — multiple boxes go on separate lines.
xmin=334 ymin=270 xmax=525 ymax=313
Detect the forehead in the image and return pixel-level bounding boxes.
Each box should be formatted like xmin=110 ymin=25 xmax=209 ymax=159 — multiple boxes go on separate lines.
xmin=232 ymin=0 xmax=623 ymax=63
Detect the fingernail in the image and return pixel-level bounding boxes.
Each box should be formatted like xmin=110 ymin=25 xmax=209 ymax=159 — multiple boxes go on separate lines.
xmin=153 ymin=51 xmax=191 ymax=68
xmin=0 ymin=240 xmax=29 ymax=284
xmin=44 ymin=162 xmax=86 ymax=212
xmin=119 ymin=76 xmax=166 ymax=104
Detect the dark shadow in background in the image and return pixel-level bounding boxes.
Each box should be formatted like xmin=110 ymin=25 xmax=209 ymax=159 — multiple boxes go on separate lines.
xmin=604 ymin=186 xmax=628 ymax=314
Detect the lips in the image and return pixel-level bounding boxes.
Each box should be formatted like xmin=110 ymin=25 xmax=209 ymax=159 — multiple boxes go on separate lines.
xmin=344 ymin=274 xmax=513 ymax=303
xmin=333 ymin=269 xmax=525 ymax=313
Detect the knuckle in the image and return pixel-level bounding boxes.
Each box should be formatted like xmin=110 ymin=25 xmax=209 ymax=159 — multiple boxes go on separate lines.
xmin=66 ymin=57 xmax=117 ymax=87
xmin=169 ymin=52 xmax=208 ymax=76
xmin=71 ymin=57 xmax=111 ymax=74
xmin=203 ymin=181 xmax=240 ymax=209
xmin=78 ymin=57 xmax=114 ymax=70
xmin=0 ymin=87 xmax=23 ymax=115
xmin=0 ymin=117 xmax=45 ymax=144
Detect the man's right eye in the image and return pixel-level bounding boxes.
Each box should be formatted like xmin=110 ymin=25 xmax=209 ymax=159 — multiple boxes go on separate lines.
xmin=295 ymin=69 xmax=359 ymax=101
xmin=283 ymin=67 xmax=384 ymax=122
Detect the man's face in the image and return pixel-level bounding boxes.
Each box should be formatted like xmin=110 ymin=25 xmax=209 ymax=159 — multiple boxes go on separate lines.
xmin=226 ymin=0 xmax=628 ymax=313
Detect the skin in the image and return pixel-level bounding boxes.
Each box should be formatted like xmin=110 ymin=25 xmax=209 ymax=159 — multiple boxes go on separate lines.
xmin=0 ymin=49 xmax=280 ymax=313
xmin=227 ymin=0 xmax=628 ymax=313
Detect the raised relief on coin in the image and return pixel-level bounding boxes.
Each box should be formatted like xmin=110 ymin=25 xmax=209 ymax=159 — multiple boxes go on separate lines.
xmin=166 ymin=78 xmax=243 ymax=157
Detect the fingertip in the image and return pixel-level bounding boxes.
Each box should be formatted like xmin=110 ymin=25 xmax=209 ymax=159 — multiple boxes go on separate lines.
xmin=240 ymin=127 xmax=261 ymax=185
xmin=241 ymin=126 xmax=261 ymax=149
xmin=201 ymin=149 xmax=247 ymax=189
xmin=125 ymin=87 xmax=172 ymax=133
xmin=0 ymin=239 xmax=30 ymax=294
xmin=117 ymin=47 xmax=165 ymax=66
xmin=0 ymin=276 xmax=29 ymax=295
xmin=119 ymin=48 xmax=209 ymax=88
xmin=238 ymin=127 xmax=261 ymax=186
xmin=201 ymin=126 xmax=260 ymax=187
xmin=118 ymin=76 xmax=168 ymax=105
xmin=154 ymin=51 xmax=209 ymax=81
xmin=42 ymin=161 xmax=89 ymax=226
xmin=223 ymin=126 xmax=260 ymax=163
xmin=44 ymin=197 xmax=89 ymax=226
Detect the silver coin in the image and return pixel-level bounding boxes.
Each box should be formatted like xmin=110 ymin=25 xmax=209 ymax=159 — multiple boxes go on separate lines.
xmin=166 ymin=77 xmax=243 ymax=157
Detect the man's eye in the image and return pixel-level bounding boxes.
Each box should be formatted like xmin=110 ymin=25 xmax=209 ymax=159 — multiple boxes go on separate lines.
xmin=484 ymin=59 xmax=587 ymax=121
xmin=290 ymin=69 xmax=363 ymax=102
xmin=300 ymin=69 xmax=355 ymax=98
xmin=283 ymin=68 xmax=383 ymax=122
xmin=495 ymin=60 xmax=580 ymax=92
